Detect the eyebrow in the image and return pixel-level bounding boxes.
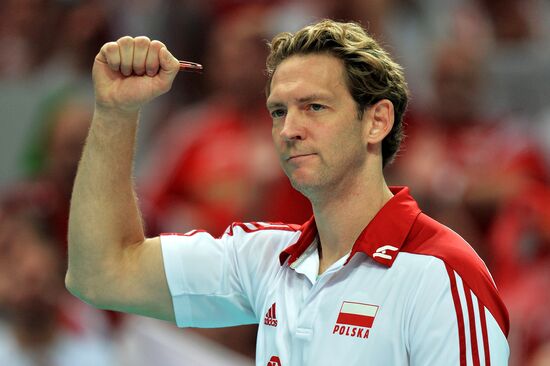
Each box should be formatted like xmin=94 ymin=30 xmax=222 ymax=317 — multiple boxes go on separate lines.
xmin=266 ymin=93 xmax=332 ymax=109
xmin=266 ymin=101 xmax=285 ymax=110
xmin=296 ymin=94 xmax=331 ymax=104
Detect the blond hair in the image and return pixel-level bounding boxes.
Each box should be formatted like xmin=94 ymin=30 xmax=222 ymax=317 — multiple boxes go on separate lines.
xmin=266 ymin=20 xmax=408 ymax=167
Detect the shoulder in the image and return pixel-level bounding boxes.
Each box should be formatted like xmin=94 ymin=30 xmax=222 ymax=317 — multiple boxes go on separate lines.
xmin=162 ymin=221 xmax=302 ymax=257
xmin=222 ymin=221 xmax=302 ymax=254
xmin=401 ymin=212 xmax=510 ymax=337
xmin=224 ymin=221 xmax=302 ymax=236
xmin=402 ymin=213 xmax=488 ymax=279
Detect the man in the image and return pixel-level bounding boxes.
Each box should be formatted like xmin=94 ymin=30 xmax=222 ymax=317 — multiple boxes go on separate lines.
xmin=66 ymin=20 xmax=510 ymax=365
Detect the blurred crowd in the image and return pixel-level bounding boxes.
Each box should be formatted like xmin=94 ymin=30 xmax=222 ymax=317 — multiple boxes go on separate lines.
xmin=0 ymin=0 xmax=549 ymax=365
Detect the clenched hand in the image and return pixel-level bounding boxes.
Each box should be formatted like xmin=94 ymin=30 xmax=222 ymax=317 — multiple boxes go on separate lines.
xmin=93 ymin=36 xmax=180 ymax=113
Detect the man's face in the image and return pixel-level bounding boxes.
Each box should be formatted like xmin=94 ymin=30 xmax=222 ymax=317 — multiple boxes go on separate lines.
xmin=267 ymin=54 xmax=368 ymax=198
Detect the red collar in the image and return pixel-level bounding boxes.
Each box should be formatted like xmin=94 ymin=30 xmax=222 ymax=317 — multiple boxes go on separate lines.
xmin=279 ymin=186 xmax=421 ymax=268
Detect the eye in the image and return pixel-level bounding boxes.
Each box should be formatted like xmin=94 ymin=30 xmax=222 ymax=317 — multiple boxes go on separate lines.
xmin=270 ymin=108 xmax=286 ymax=119
xmin=308 ymin=103 xmax=326 ymax=112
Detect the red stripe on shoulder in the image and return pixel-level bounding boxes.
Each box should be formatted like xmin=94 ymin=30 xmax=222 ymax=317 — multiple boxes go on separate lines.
xmin=161 ymin=230 xmax=208 ymax=237
xmin=402 ymin=213 xmax=510 ymax=337
xmin=226 ymin=222 xmax=300 ymax=236
xmin=445 ymin=264 xmax=467 ymax=366
xmin=463 ymin=282 xmax=481 ymax=366
xmin=478 ymin=299 xmax=491 ymax=365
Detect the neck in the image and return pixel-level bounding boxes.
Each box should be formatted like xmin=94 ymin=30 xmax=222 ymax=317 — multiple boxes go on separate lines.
xmin=311 ymin=170 xmax=393 ymax=274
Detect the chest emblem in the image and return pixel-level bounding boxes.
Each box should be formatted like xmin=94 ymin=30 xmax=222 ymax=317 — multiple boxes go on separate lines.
xmin=267 ymin=356 xmax=282 ymax=366
xmin=373 ymin=245 xmax=399 ymax=260
xmin=264 ymin=302 xmax=278 ymax=327
xmin=333 ymin=301 xmax=379 ymax=339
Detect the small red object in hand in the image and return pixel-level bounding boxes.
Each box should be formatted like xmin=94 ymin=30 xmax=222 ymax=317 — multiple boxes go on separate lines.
xmin=179 ymin=60 xmax=203 ymax=73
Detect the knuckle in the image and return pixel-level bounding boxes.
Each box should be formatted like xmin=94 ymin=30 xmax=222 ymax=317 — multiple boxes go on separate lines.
xmin=117 ymin=36 xmax=133 ymax=46
xmin=150 ymin=40 xmax=166 ymax=50
xmin=134 ymin=36 xmax=151 ymax=47
xmin=104 ymin=42 xmax=118 ymax=54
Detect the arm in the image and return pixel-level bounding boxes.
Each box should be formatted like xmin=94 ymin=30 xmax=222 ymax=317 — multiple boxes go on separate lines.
xmin=65 ymin=36 xmax=180 ymax=322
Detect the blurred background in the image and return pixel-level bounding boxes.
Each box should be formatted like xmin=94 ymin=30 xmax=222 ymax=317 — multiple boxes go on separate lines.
xmin=0 ymin=0 xmax=549 ymax=365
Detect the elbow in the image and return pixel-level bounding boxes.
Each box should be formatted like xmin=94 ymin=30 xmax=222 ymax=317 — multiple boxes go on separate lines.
xmin=65 ymin=271 xmax=103 ymax=308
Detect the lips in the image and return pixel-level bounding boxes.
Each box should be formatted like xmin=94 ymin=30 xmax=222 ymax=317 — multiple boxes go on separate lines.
xmin=286 ymin=153 xmax=315 ymax=162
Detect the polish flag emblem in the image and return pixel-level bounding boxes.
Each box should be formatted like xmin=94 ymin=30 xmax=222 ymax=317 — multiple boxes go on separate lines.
xmin=336 ymin=301 xmax=379 ymax=328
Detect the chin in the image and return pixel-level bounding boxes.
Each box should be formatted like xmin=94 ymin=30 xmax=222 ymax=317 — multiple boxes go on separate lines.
xmin=285 ymin=166 xmax=324 ymax=192
xmin=288 ymin=177 xmax=320 ymax=197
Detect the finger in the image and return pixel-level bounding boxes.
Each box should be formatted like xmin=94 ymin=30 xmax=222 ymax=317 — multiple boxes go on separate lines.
xmin=97 ymin=42 xmax=120 ymax=72
xmin=117 ymin=36 xmax=135 ymax=77
xmin=155 ymin=46 xmax=180 ymax=93
xmin=159 ymin=46 xmax=180 ymax=77
xmin=145 ymin=40 xmax=165 ymax=76
xmin=132 ymin=36 xmax=150 ymax=76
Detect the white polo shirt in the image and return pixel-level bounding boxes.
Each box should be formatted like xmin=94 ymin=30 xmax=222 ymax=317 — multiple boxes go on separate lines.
xmin=160 ymin=187 xmax=510 ymax=366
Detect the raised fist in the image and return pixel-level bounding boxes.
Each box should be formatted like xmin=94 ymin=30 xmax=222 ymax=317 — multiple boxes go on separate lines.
xmin=93 ymin=36 xmax=180 ymax=113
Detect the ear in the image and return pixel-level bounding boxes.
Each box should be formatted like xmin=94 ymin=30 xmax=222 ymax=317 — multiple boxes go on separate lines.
xmin=363 ymin=99 xmax=394 ymax=144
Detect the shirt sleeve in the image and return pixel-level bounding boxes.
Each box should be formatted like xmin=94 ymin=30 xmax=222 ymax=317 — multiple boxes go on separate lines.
xmin=407 ymin=258 xmax=510 ymax=365
xmin=160 ymin=229 xmax=257 ymax=328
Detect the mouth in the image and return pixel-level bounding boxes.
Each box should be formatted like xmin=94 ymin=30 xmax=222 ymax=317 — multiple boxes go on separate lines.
xmin=286 ymin=153 xmax=315 ymax=162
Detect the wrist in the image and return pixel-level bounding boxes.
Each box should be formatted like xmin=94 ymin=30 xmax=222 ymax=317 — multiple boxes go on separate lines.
xmin=94 ymin=103 xmax=140 ymax=121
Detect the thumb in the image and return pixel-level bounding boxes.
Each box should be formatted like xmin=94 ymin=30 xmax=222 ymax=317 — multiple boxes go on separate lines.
xmin=158 ymin=46 xmax=180 ymax=83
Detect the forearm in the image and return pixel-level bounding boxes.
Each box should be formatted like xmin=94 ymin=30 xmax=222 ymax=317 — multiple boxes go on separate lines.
xmin=66 ymin=106 xmax=145 ymax=302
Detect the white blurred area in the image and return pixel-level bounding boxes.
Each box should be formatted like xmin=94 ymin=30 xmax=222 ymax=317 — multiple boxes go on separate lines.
xmin=0 ymin=1 xmax=549 ymax=365
xmin=116 ymin=316 xmax=254 ymax=366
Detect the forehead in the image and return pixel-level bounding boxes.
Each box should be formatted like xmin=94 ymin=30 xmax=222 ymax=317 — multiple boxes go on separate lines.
xmin=267 ymin=54 xmax=350 ymax=103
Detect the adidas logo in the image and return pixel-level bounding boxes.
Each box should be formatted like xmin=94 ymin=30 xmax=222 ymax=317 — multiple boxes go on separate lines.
xmin=264 ymin=302 xmax=278 ymax=327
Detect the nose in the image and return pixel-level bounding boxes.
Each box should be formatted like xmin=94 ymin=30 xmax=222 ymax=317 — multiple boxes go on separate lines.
xmin=279 ymin=110 xmax=305 ymax=142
